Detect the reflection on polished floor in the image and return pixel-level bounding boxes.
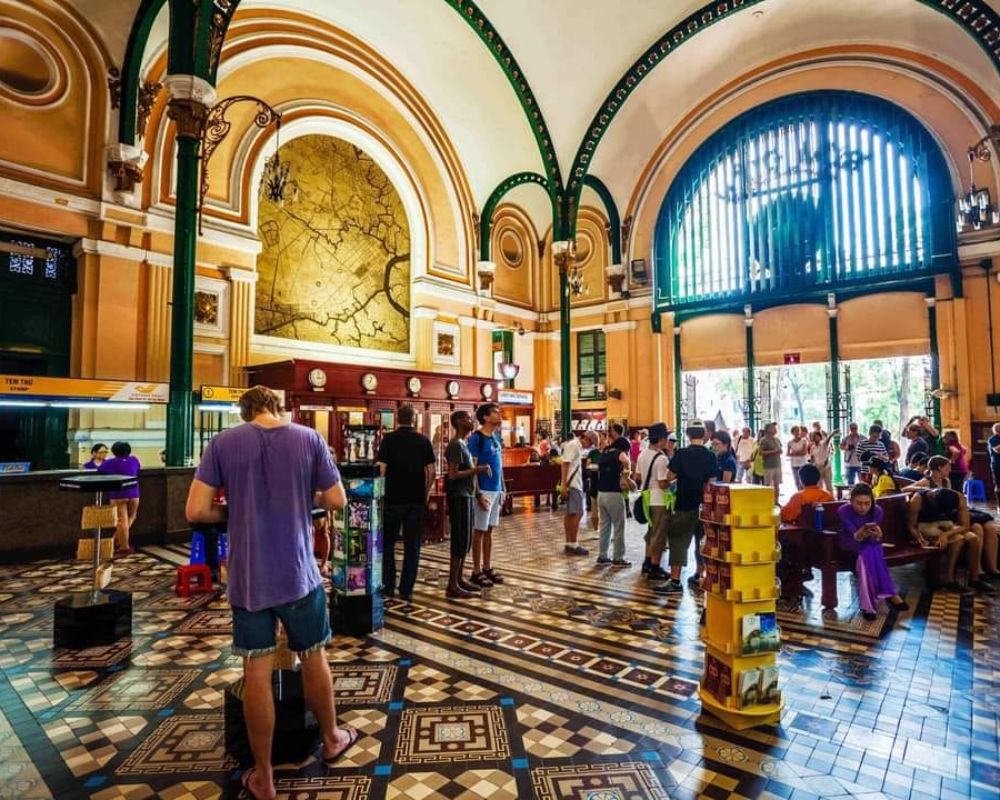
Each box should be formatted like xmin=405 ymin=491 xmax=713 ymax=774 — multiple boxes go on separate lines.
xmin=0 ymin=508 xmax=997 ymax=799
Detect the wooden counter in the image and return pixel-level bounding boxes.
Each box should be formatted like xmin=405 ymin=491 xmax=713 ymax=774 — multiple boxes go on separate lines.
xmin=0 ymin=467 xmax=196 ymax=562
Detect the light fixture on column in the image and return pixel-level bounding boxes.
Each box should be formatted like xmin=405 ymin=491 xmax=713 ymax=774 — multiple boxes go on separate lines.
xmin=553 ymin=240 xmax=587 ymax=297
xmin=477 ymin=260 xmax=496 ymax=293
xmin=498 ymin=362 xmax=520 ymax=381
xmin=261 ymin=121 xmax=298 ymax=206
xmin=198 ymin=95 xmax=285 ymax=233
xmin=606 ymin=263 xmax=625 ymax=294
xmin=959 ymin=126 xmax=1000 ymax=231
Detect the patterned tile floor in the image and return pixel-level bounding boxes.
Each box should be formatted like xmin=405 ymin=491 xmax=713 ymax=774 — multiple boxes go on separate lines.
xmin=0 ymin=506 xmax=997 ymax=799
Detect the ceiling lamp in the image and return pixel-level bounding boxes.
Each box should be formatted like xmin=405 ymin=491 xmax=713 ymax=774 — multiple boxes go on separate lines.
xmin=498 ymin=362 xmax=520 ymax=381
xmin=959 ymin=126 xmax=1000 ymax=232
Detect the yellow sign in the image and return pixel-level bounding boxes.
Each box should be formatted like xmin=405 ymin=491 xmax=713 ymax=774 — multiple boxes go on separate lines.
xmin=200 ymin=385 xmax=247 ymax=403
xmin=0 ymin=375 xmax=168 ymax=403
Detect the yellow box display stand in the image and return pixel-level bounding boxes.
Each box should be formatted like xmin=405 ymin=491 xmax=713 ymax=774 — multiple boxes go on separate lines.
xmin=699 ymin=483 xmax=783 ymax=731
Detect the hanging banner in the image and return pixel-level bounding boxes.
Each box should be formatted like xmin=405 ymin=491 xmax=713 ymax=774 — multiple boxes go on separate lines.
xmin=0 ymin=375 xmax=169 ymax=403
xmin=498 ymin=389 xmax=533 ymax=406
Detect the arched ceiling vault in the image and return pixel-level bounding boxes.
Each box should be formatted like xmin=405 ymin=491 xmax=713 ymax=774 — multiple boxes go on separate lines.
xmin=70 ymin=0 xmax=1000 ymax=230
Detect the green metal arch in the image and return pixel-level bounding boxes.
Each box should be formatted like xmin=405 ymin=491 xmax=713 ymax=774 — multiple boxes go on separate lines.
xmin=566 ymin=0 xmax=1000 ymax=214
xmin=479 ymin=172 xmax=550 ymax=261
xmin=119 ymin=0 xmax=168 ymax=144
xmin=582 ymin=175 xmax=621 ymax=264
xmin=118 ymin=0 xmax=242 ymax=145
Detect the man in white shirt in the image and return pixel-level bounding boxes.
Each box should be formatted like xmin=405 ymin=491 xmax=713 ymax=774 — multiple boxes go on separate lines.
xmin=734 ymin=427 xmax=755 ymax=483
xmin=635 ymin=423 xmax=672 ymax=580
xmin=559 ymin=431 xmax=593 ymax=556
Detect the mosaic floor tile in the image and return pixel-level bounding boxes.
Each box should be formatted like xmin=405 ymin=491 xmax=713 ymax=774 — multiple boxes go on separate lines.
xmin=90 ymin=785 xmax=155 ymax=800
xmin=44 ymin=715 xmax=148 ymax=776
xmin=269 ymin=775 xmax=371 ymax=798
xmin=51 ymin=639 xmax=135 ymax=669
xmin=395 ymin=705 xmax=510 ymax=765
xmin=331 ymin=664 xmax=397 ymax=704
xmin=404 ymin=664 xmax=496 ymax=704
xmin=154 ymin=780 xmax=222 ymax=799
xmin=173 ymin=610 xmax=231 ymax=636
xmin=72 ymin=670 xmax=200 ymax=710
xmin=132 ymin=636 xmax=227 ymax=668
xmin=9 ymin=671 xmax=69 ymax=711
xmin=517 ymin=703 xmax=635 ymax=759
xmin=116 ymin=714 xmax=235 ymax=775
xmin=530 ymin=761 xmax=671 ymax=799
xmin=386 ymin=769 xmax=518 ymax=800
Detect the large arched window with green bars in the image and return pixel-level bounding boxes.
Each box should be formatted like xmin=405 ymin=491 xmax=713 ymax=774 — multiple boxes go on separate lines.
xmin=653 ymin=91 xmax=957 ymax=313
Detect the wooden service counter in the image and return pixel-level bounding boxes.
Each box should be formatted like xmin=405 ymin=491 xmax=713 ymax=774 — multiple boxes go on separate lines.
xmin=0 ymin=467 xmax=196 ymax=562
xmin=501 ymin=449 xmax=560 ymax=507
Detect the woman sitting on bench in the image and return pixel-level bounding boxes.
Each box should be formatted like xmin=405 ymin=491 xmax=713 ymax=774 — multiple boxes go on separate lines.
xmin=837 ymin=484 xmax=909 ymax=620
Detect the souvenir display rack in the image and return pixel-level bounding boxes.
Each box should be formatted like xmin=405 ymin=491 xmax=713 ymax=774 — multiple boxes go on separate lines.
xmin=698 ymin=483 xmax=783 ymax=730
xmin=329 ymin=463 xmax=384 ymax=635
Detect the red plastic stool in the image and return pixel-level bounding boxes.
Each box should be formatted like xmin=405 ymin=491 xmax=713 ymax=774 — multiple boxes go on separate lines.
xmin=175 ymin=564 xmax=213 ymax=597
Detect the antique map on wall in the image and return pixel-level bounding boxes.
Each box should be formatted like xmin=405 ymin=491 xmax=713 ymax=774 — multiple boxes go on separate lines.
xmin=255 ymin=135 xmax=410 ymax=352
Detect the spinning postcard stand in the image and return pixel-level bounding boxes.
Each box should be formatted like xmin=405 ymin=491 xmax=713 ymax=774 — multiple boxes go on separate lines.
xmin=329 ymin=463 xmax=385 ymax=635
xmin=55 ymin=473 xmax=137 ymax=649
xmin=698 ymin=483 xmax=784 ymax=730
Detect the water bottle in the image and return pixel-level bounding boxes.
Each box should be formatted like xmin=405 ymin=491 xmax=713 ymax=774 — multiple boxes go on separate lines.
xmin=814 ymin=503 xmax=825 ymax=531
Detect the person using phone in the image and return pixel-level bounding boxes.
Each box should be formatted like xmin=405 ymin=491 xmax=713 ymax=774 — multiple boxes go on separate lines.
xmin=836 ymin=484 xmax=908 ymax=620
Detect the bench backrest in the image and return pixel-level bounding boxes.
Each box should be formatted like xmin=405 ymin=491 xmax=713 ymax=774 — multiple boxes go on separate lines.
xmin=799 ymin=493 xmax=913 ymax=545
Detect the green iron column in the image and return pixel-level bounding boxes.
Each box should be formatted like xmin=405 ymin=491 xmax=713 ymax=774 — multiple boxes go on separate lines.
xmin=828 ymin=302 xmax=842 ymax=484
xmin=745 ymin=307 xmax=756 ymax=432
xmin=554 ymin=242 xmax=573 ymax=440
xmin=673 ymin=326 xmax=682 ymax=430
xmin=927 ymin=296 xmax=941 ymax=429
xmin=164 ymin=76 xmax=215 ymax=466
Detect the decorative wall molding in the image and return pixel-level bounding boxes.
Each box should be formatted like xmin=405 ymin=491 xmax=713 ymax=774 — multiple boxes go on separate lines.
xmin=193 ymin=275 xmax=230 ymax=339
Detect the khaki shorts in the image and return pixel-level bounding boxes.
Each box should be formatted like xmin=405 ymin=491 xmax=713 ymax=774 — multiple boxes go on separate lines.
xmin=667 ymin=509 xmax=699 ymax=567
xmin=763 ymin=467 xmax=782 ymax=487
xmin=644 ymin=505 xmax=670 ymax=553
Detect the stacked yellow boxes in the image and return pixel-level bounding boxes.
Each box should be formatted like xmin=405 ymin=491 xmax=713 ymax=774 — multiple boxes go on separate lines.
xmin=699 ymin=483 xmax=783 ymax=730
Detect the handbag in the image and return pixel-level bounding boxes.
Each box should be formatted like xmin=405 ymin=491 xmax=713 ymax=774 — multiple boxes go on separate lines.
xmin=632 ymin=451 xmax=663 ymax=525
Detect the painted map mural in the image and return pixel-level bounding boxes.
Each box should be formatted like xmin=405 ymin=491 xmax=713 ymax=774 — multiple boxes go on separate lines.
xmin=255 ymin=134 xmax=410 ymax=352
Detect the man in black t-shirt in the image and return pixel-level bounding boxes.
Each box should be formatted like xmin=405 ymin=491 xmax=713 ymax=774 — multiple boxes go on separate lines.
xmin=376 ymin=404 xmax=436 ymax=601
xmin=444 ymin=410 xmax=491 ymax=599
xmin=990 ymin=422 xmax=1000 ymax=511
xmin=653 ymin=421 xmax=717 ymax=595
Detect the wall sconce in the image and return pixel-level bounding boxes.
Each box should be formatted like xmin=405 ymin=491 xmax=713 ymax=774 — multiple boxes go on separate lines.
xmin=498 ymin=362 xmax=520 ymax=381
xmin=477 ymin=260 xmax=496 ymax=292
xmin=630 ymin=258 xmax=648 ymax=286
xmin=959 ymin=126 xmax=1000 ymax=231
xmin=608 ymin=388 xmax=623 ymax=400
xmin=928 ymin=387 xmax=955 ymax=400
xmin=606 ymin=263 xmax=626 ymax=294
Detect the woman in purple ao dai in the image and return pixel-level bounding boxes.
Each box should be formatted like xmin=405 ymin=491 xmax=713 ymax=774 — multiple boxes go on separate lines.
xmin=836 ymin=483 xmax=909 ymax=620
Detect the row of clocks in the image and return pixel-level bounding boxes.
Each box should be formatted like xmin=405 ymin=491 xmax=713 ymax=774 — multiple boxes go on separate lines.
xmin=307 ymin=367 xmax=495 ymax=400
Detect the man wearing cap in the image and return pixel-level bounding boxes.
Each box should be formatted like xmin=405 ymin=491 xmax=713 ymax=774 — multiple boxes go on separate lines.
xmin=635 ymin=423 xmax=671 ymax=580
xmin=559 ymin=431 xmax=592 ymax=556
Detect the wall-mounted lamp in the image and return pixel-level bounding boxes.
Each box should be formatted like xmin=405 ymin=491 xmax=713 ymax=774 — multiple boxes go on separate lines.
xmin=498 ymin=362 xmax=520 ymax=381
xmin=606 ymin=263 xmax=626 ymax=294
xmin=477 ymin=260 xmax=496 ymax=292
xmin=608 ymin=388 xmax=623 ymax=400
xmin=928 ymin=387 xmax=955 ymax=400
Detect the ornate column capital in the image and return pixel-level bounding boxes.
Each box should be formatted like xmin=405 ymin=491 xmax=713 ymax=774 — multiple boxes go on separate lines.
xmin=223 ymin=266 xmax=258 ymax=284
xmin=106 ymin=143 xmax=149 ymax=193
xmin=164 ymin=74 xmax=217 ymax=139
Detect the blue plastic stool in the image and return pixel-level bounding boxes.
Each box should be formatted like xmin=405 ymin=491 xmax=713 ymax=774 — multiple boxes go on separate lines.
xmin=964 ymin=479 xmax=987 ymax=505
xmin=217 ymin=532 xmax=228 ymax=563
xmin=189 ymin=531 xmax=206 ymax=565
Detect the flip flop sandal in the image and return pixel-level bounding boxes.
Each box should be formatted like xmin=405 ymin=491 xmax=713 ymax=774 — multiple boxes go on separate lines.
xmin=240 ymin=766 xmax=275 ymax=800
xmin=322 ymin=725 xmax=359 ymax=767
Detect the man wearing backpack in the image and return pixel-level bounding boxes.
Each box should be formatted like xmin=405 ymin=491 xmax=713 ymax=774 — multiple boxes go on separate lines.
xmin=635 ymin=422 xmax=671 ymax=580
xmin=559 ymin=430 xmax=593 ymax=556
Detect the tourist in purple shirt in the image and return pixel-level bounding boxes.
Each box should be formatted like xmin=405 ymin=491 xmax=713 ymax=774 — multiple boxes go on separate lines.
xmin=185 ymin=386 xmax=357 ymax=800
xmin=98 ymin=441 xmax=141 ymax=557
xmin=836 ymin=483 xmax=908 ymax=621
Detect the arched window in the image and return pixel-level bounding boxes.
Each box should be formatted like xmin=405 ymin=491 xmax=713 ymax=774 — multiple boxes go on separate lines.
xmin=654 ymin=92 xmax=956 ymax=311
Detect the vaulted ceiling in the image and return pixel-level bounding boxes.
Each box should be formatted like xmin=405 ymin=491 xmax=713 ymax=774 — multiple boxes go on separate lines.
xmin=68 ymin=0 xmax=1000 ymax=227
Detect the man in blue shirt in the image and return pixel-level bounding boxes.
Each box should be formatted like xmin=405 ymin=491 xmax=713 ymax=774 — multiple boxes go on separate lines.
xmin=468 ymin=402 xmax=505 ymax=587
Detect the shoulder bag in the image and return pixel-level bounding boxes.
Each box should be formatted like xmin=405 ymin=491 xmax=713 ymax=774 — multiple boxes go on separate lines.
xmin=632 ymin=451 xmax=663 ymax=525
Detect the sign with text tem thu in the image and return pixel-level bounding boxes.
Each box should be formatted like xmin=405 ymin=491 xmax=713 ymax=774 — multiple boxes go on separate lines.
xmin=0 ymin=375 xmax=168 ymax=403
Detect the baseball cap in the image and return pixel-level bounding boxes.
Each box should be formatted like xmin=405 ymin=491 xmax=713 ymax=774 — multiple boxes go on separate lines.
xmin=666 ymin=432 xmax=678 ymax=442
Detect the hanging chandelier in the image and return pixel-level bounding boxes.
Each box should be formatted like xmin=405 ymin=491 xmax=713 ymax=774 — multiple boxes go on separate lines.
xmin=958 ymin=125 xmax=1000 ymax=232
xmin=260 ymin=122 xmax=298 ymax=206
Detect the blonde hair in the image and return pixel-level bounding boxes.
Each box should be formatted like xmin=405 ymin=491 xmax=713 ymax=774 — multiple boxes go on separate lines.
xmin=238 ymin=385 xmax=282 ymax=422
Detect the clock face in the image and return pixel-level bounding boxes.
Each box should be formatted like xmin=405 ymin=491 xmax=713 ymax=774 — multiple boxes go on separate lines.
xmin=407 ymin=376 xmax=422 ymax=394
xmin=481 ymin=382 xmax=495 ymax=399
xmin=361 ymin=372 xmax=378 ymax=392
xmin=446 ymin=380 xmax=460 ymax=398
xmin=307 ymin=368 xmax=327 ymax=388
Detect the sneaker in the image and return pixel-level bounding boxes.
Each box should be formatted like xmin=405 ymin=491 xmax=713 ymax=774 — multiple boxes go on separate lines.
xmin=469 ymin=571 xmax=493 ymax=588
xmin=457 ymin=578 xmax=481 ymax=593
xmin=611 ymin=559 xmax=632 ymax=567
xmin=686 ymin=575 xmax=702 ymax=590
xmin=564 ymin=544 xmax=589 ymax=556
xmin=595 ymin=557 xmax=612 ymax=565
xmin=484 ymin=568 xmax=504 ymax=584
xmin=640 ymin=559 xmax=652 ymax=575
xmin=652 ymin=579 xmax=683 ymax=595
xmin=971 ymin=579 xmax=996 ymax=594
xmin=646 ymin=566 xmax=670 ymax=580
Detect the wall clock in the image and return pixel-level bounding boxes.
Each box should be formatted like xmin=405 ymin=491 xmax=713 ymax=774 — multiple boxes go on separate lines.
xmin=481 ymin=382 xmax=495 ymax=400
xmin=307 ymin=368 xmax=327 ymax=389
xmin=446 ymin=380 xmax=460 ymax=398
xmin=361 ymin=372 xmax=378 ymax=393
xmin=407 ymin=376 xmax=422 ymax=395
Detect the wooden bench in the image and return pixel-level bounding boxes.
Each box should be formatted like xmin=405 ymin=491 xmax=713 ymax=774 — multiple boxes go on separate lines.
xmin=778 ymin=493 xmax=944 ymax=610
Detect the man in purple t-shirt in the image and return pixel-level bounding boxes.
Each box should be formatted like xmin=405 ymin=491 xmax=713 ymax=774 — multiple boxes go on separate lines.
xmin=185 ymin=386 xmax=356 ymax=800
